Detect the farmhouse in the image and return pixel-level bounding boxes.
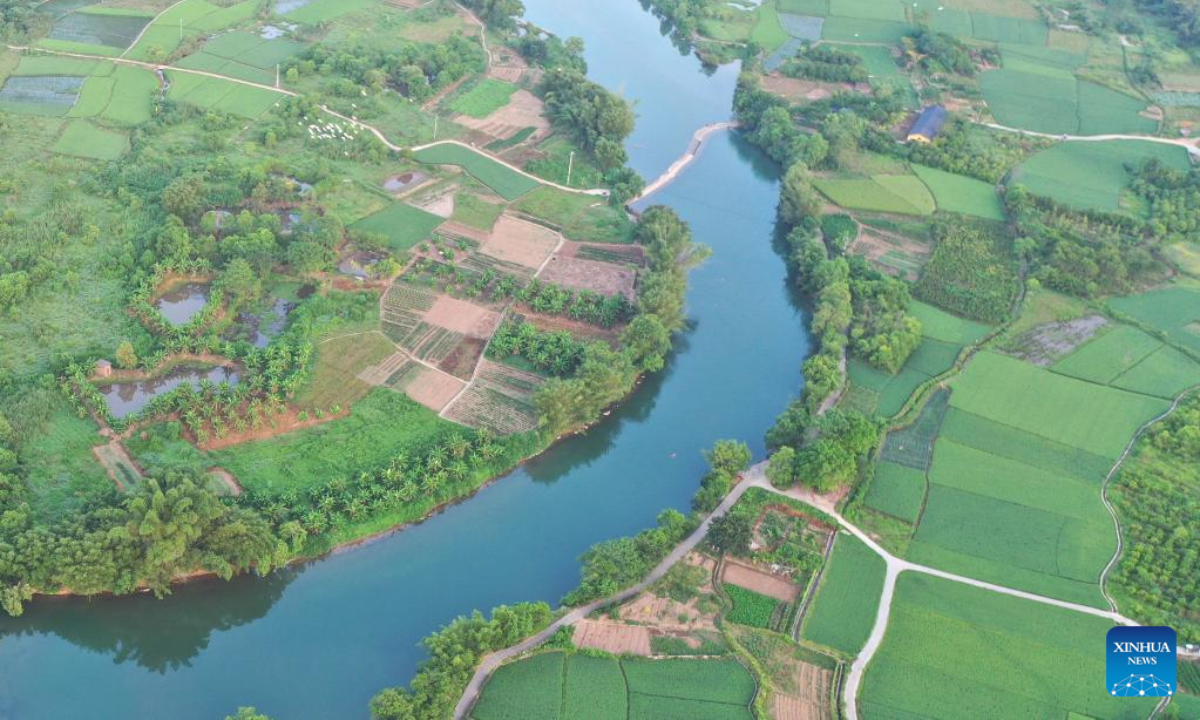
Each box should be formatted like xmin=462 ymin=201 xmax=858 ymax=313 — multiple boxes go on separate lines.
xmin=907 ymin=105 xmax=947 ymax=144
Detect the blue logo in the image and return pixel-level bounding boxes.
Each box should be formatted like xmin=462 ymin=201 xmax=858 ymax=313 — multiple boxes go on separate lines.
xmin=1107 ymin=626 xmax=1176 ymax=697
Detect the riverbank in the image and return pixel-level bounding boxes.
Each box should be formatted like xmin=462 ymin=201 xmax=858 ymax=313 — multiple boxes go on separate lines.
xmin=630 ymin=121 xmax=739 ymax=205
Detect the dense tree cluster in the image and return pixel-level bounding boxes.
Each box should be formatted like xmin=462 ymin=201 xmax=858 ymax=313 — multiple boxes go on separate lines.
xmin=913 ymin=219 xmax=1016 ymax=322
xmin=0 ymin=0 xmax=49 ymax=41
xmin=903 ymin=28 xmax=977 ymax=76
xmin=561 ymin=508 xmax=696 ymax=605
xmin=766 ymin=408 xmax=881 ymax=492
xmin=370 ymin=602 xmax=554 ymax=720
xmin=0 ymin=469 xmax=291 ymax=617
xmin=539 ymin=69 xmax=636 ymax=171
xmin=849 ymin=272 xmax=922 ymax=373
xmin=0 ymin=202 xmax=100 ymax=316
xmin=516 ymin=279 xmax=633 ymax=327
xmin=1131 ymin=159 xmax=1200 ymax=239
xmin=459 ymin=0 xmax=524 ymax=31
xmin=286 ymin=37 xmax=485 ymax=102
xmin=693 ymin=440 xmax=752 ymax=512
xmin=638 ymin=0 xmax=722 ymax=41
xmin=1112 ymin=398 xmax=1200 ymax=643
xmin=487 ymin=319 xmax=587 ymax=375
xmin=781 ymin=45 xmax=869 ymax=84
xmin=1131 ymin=0 xmax=1200 ymax=47
xmin=908 ymin=118 xmax=1038 ymax=184
xmin=1006 ymin=187 xmax=1159 ymax=298
xmin=513 ymin=32 xmax=586 ymax=73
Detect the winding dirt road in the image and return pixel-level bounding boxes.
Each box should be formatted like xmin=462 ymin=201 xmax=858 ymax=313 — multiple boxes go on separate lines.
xmin=982 ymin=122 xmax=1200 ymax=155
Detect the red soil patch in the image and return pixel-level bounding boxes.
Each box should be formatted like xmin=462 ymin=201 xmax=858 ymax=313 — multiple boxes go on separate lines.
xmin=423 ymin=295 xmax=503 ymax=338
xmin=524 ymin=310 xmax=620 ymax=344
xmin=196 ymin=406 xmax=349 ymax=451
xmin=437 ymin=336 xmax=487 ymax=380
xmin=538 ymin=254 xmax=638 ymax=302
xmin=573 ymin=619 xmax=652 ymax=656
xmin=404 ymin=366 xmax=466 ymax=412
xmin=721 ymin=558 xmax=801 ymax=602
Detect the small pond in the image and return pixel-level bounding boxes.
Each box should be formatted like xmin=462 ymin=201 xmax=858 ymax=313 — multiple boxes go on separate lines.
xmin=273 ymin=0 xmax=317 ymax=15
xmin=338 ymin=251 xmax=383 ymax=278
xmin=227 ymin=298 xmax=296 ymax=348
xmin=383 ymin=172 xmax=427 ymax=193
xmin=36 ymin=0 xmax=97 ymax=18
xmin=279 ymin=209 xmax=303 ymax=233
xmin=155 ymin=283 xmax=210 ymax=326
xmin=0 ymin=75 xmax=85 ymax=109
xmin=100 ymin=366 xmax=240 ymax=419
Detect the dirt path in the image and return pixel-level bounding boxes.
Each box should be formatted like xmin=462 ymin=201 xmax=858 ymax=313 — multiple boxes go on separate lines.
xmin=630 ymin=121 xmax=738 ymax=204
xmin=981 ymin=122 xmax=1200 ymax=155
xmin=120 ymin=0 xmax=189 ymax=59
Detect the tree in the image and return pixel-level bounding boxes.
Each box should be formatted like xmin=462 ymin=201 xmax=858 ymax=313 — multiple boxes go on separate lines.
xmin=708 ymin=513 xmax=752 ymax=555
xmin=218 ymin=258 xmax=260 ymax=305
xmin=115 ymin=341 xmax=138 ymax=370
xmin=767 ymin=446 xmax=796 ymax=488
xmin=779 ymin=163 xmax=823 ymax=228
xmin=226 ymin=709 xmax=271 ymax=720
xmin=620 ymin=314 xmax=671 ymax=371
xmin=162 ymin=175 xmax=207 ymax=223
xmin=704 ymin=439 xmax=751 ymax=476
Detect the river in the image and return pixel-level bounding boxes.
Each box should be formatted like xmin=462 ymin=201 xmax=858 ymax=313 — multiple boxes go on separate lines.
xmin=0 ymin=3 xmax=810 ymax=718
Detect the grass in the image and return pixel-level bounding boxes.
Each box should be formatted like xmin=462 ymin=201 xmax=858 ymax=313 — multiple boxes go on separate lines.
xmin=350 ymin=202 xmax=444 ymax=252
xmin=1164 ymin=242 xmax=1200 ymax=276
xmin=813 ymin=174 xmax=934 ymax=216
xmin=723 ymin=583 xmax=780 ymax=628
xmin=911 ymin=164 xmax=1005 ymax=220
xmin=1109 ymin=283 xmax=1200 ymax=355
xmin=512 ymin=186 xmax=635 ymax=244
xmin=282 ymin=0 xmax=376 ymax=24
xmin=750 ymin=0 xmax=789 ymax=51
xmin=860 ymin=573 xmax=1158 ymax=720
xmin=211 ymin=389 xmax=464 ymax=496
xmin=449 ymin=79 xmax=517 ymax=119
xmin=52 ymin=119 xmax=129 ymax=160
xmin=864 ymin=461 xmax=926 ymax=523
xmin=292 ymin=332 xmax=392 ymax=410
xmin=801 ymin=533 xmax=886 ymax=655
xmin=415 ymin=143 xmax=540 ymax=201
xmin=21 ymin=405 xmax=112 ymax=522
xmin=472 ymin=653 xmax=755 ymax=720
xmin=452 ymin=192 xmax=505 ymax=231
xmin=949 ymin=352 xmax=1168 ymax=458
xmin=1009 ymin=141 xmax=1190 ymax=213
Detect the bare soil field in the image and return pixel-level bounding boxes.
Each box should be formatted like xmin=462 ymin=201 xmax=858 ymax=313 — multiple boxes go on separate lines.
xmin=436 ymin=219 xmax=490 ymax=244
xmin=455 ymin=89 xmax=549 ymax=141
xmin=772 ymin=665 xmax=833 ymax=720
xmin=481 ymin=214 xmax=560 ymax=269
xmin=1000 ymin=315 xmax=1107 ymax=366
xmin=761 ymin=75 xmax=867 ymax=101
xmin=538 ymin=254 xmax=638 ymax=302
xmin=93 ymin=441 xmax=143 ymax=491
xmin=403 ymin=366 xmax=466 ymax=412
xmin=525 ymin=310 xmax=620 ymax=344
xmin=573 ymin=619 xmax=653 ymax=656
xmin=721 ymin=558 xmax=801 ymax=602
xmin=424 ymin=295 xmax=503 ymax=338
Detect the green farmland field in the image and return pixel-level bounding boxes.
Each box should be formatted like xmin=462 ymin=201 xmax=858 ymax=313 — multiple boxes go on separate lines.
xmin=982 ymin=70 xmax=1156 ymax=136
xmin=912 ymin=164 xmax=1005 ymax=220
xmin=52 ymin=119 xmax=129 ymax=160
xmin=350 ymin=202 xmax=444 ymax=252
xmin=724 ymin=583 xmax=780 ymax=628
xmin=949 ymin=352 xmax=1169 ymax=458
xmin=864 ymin=461 xmax=926 ymax=523
xmin=814 ymin=174 xmax=934 ymax=216
xmin=1109 ymin=284 xmax=1200 ymax=355
xmin=1010 ymin=141 xmax=1190 ymax=212
xmin=282 ymin=0 xmax=377 ymax=24
xmin=513 ymin=186 xmax=635 ymax=243
xmin=908 ymin=300 xmax=991 ymax=345
xmin=127 ymin=0 xmax=265 ymax=60
xmin=802 ymin=533 xmax=886 ymax=655
xmin=1051 ymin=325 xmax=1164 ymax=384
xmin=860 ymin=574 xmax=1157 ymax=720
xmin=820 ymin=16 xmax=914 ymax=43
xmin=165 ymin=71 xmax=282 ymax=118
xmin=1110 ymin=345 xmax=1200 ymax=398
xmin=450 ymin=79 xmax=518 ymax=118
xmin=415 ymin=143 xmax=540 ymax=201
xmin=473 ymin=653 xmax=755 ymax=720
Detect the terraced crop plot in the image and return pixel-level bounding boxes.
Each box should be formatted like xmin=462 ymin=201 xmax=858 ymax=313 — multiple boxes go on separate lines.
xmin=801 ymin=533 xmax=886 ymax=655
xmin=443 ymin=360 xmax=544 ymax=434
xmin=472 ymin=653 xmax=755 ymax=720
xmin=1010 ymin=141 xmax=1190 ymax=212
xmin=860 ymin=574 xmax=1158 ymax=720
xmin=415 ymin=143 xmax=540 ymax=201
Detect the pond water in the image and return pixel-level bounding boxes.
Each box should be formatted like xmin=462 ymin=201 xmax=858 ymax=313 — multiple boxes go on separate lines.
xmin=154 ymin=282 xmax=210 ymax=326
xmin=35 ymin=0 xmax=96 ymax=19
xmin=229 ymin=298 xmax=295 ymax=349
xmin=99 ymin=366 xmax=241 ymax=419
xmin=0 ymin=3 xmax=811 ymax=718
xmin=383 ymin=171 xmax=428 ymax=193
